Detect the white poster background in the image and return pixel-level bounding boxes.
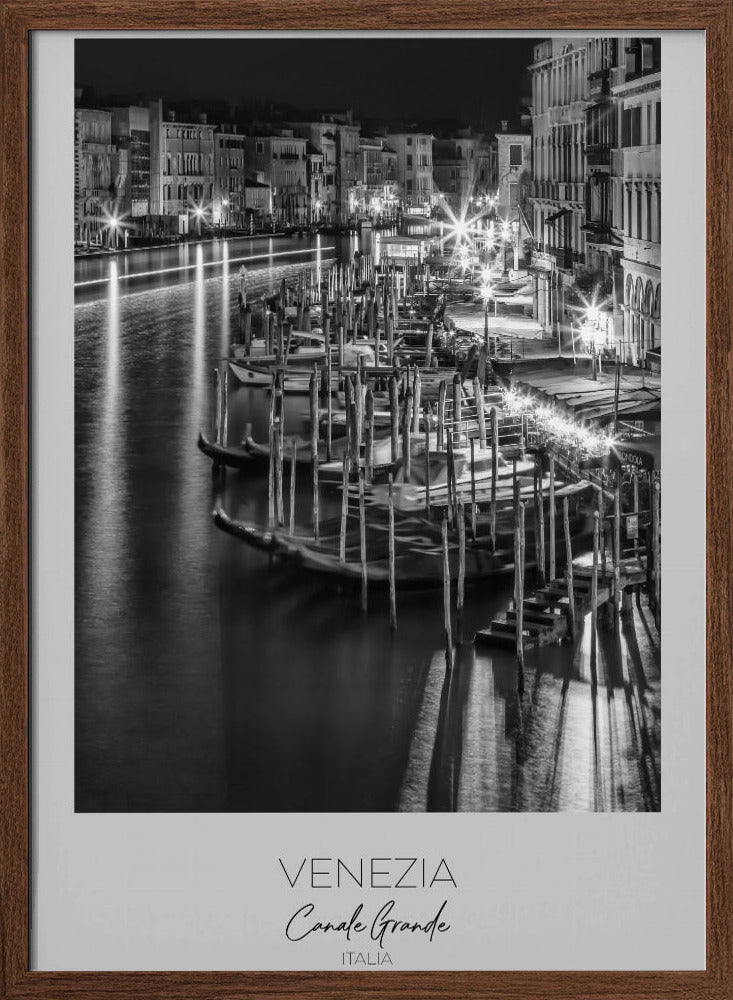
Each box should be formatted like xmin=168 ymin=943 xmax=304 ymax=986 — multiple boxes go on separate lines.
xmin=31 ymin=30 xmax=705 ymax=971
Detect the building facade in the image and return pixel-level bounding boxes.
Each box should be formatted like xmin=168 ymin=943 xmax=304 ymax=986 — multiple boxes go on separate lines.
xmin=433 ymin=129 xmax=498 ymax=217
xmin=386 ymin=131 xmax=434 ymax=212
xmin=149 ymin=100 xmax=215 ymax=232
xmin=214 ymin=127 xmax=248 ymax=229
xmin=108 ymin=105 xmax=151 ymax=228
xmin=582 ymin=36 xmax=621 ymax=345
xmin=353 ymin=136 xmax=399 ymax=218
xmin=74 ymin=108 xmax=114 ymax=244
xmin=288 ymin=121 xmax=339 ymax=222
xmin=244 ymin=131 xmax=308 ymax=225
xmin=495 ymin=124 xmax=532 ymax=220
xmin=612 ymin=37 xmax=661 ymax=363
xmin=243 ymin=175 xmax=272 ymax=227
xmin=528 ymin=39 xmax=589 ymax=335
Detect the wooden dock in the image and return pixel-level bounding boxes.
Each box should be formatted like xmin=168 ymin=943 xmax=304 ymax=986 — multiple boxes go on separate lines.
xmin=474 ymin=554 xmax=647 ymax=651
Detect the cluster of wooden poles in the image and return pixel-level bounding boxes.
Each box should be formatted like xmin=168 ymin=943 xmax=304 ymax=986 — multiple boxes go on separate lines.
xmin=237 ymin=257 xmax=435 ymax=371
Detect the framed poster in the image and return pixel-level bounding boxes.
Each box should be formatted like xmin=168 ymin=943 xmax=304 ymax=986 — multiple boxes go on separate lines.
xmin=0 ymin=3 xmax=731 ymax=997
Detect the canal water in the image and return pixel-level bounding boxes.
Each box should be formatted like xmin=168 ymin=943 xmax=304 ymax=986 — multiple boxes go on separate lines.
xmin=75 ymin=233 xmax=660 ymax=812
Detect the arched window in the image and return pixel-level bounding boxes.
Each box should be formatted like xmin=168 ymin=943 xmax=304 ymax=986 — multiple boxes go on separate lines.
xmin=644 ymin=280 xmax=654 ymax=317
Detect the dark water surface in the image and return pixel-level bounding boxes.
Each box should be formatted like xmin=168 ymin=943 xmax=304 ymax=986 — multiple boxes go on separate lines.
xmin=75 ymin=234 xmax=660 ymax=812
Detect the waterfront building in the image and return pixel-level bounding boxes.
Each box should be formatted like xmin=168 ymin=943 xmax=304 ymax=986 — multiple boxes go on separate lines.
xmin=334 ymin=113 xmax=361 ymax=220
xmin=582 ymin=38 xmax=622 ymax=345
xmin=74 ymin=107 xmax=114 ymax=244
xmin=243 ymin=174 xmax=272 ymax=228
xmin=528 ymin=38 xmax=589 ymax=335
xmin=495 ymin=121 xmax=532 ymax=219
xmin=149 ymin=99 xmax=215 ymax=233
xmin=287 ymin=120 xmax=340 ymax=222
xmin=612 ymin=37 xmax=661 ymax=364
xmin=433 ymin=129 xmax=497 ymax=217
xmin=306 ymin=146 xmax=325 ymax=222
xmin=108 ymin=105 xmax=151 ymax=232
xmin=214 ymin=125 xmax=247 ymax=230
xmin=243 ymin=130 xmax=308 ymax=225
xmin=354 ymin=136 xmax=399 ymax=219
xmin=385 ymin=130 xmax=434 ymax=213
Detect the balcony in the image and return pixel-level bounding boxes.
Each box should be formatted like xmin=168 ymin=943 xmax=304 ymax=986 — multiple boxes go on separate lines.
xmin=548 ymin=100 xmax=588 ymax=126
xmin=531 ymin=246 xmax=584 ymax=272
xmin=528 ymin=180 xmax=585 ymax=204
xmin=587 ymin=68 xmax=611 ymax=100
xmin=616 ymin=145 xmax=661 ymax=179
xmin=586 ymin=143 xmax=611 ymax=168
xmin=622 ymin=236 xmax=661 ymax=269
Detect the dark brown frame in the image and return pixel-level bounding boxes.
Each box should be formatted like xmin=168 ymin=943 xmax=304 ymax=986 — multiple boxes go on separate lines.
xmin=1 ymin=3 xmax=730 ymax=997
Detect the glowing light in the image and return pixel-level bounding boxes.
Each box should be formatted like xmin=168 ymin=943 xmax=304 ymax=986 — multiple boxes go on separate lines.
xmin=499 ymin=386 xmax=615 ymax=460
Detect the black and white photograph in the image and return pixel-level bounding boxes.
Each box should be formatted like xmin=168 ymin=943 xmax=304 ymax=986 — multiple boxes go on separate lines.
xmin=74 ymin=34 xmax=662 ymax=814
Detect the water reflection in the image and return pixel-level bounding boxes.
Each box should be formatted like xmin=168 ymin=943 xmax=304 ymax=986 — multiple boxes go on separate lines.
xmin=75 ymin=235 xmax=660 ymax=812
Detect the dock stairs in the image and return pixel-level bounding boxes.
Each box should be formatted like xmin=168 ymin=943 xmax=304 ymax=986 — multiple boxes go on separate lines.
xmin=474 ymin=563 xmax=613 ymax=650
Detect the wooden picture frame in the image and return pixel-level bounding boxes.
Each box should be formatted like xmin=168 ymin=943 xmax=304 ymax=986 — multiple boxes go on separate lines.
xmin=1 ymin=3 xmax=730 ymax=997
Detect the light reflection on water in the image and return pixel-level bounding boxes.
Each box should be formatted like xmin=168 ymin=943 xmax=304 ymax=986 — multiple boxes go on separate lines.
xmin=74 ymin=235 xmax=660 ymax=812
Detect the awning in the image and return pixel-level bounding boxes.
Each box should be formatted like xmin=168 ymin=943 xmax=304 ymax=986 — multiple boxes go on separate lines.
xmin=545 ymin=207 xmax=573 ymax=225
xmin=611 ymin=435 xmax=661 ymax=471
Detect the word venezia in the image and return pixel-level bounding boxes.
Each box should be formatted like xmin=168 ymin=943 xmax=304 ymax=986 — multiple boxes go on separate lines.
xmin=279 ymin=857 xmax=457 ymax=890
xmin=286 ymin=900 xmax=450 ymax=948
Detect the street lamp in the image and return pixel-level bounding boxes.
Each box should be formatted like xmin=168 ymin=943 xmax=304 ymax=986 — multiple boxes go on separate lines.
xmin=581 ymin=304 xmax=607 ymax=380
xmin=480 ymin=275 xmax=493 ymax=349
xmin=192 ymin=205 xmax=205 ymax=237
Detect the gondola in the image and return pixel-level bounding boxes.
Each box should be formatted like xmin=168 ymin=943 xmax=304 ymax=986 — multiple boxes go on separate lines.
xmin=212 ymin=481 xmax=594 ymax=589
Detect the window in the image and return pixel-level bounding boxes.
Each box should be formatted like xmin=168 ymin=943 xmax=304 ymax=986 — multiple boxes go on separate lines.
xmin=406 ymin=154 xmax=413 ymax=167
xmin=622 ymin=106 xmax=642 ymax=147
xmin=509 ymin=144 xmax=523 ymax=166
xmin=256 ymin=141 xmax=264 ymax=154
xmin=656 ymin=102 xmax=661 ymax=143
xmin=406 ymin=137 xmax=413 ymax=146
xmin=406 ymin=179 xmax=413 ymax=193
xmin=509 ymin=182 xmax=519 ymax=207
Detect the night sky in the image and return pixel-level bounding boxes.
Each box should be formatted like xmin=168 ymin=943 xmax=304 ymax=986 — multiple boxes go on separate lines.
xmin=75 ymin=37 xmax=536 ymax=133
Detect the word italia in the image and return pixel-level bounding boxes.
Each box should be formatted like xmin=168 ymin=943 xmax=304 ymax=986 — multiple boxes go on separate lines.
xmin=343 ymin=951 xmax=393 ymax=967
xmin=279 ymin=857 xmax=457 ymax=890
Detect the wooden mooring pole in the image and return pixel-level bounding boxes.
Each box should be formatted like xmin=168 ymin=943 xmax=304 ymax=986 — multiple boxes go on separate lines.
xmin=339 ymin=453 xmax=350 ymax=564
xmin=549 ymin=452 xmax=556 ymax=581
xmin=514 ymin=501 xmax=526 ymax=696
xmin=388 ymin=473 xmax=397 ymax=630
xmin=403 ymin=388 xmax=413 ymax=481
xmin=389 ymin=375 xmax=399 ymax=464
xmin=326 ymin=345 xmax=333 ymax=462
xmin=442 ymin=515 xmax=453 ymax=673
xmin=653 ymin=476 xmax=661 ymax=629
xmin=469 ymin=437 xmax=477 ymax=540
xmin=563 ymin=496 xmax=575 ymax=639
xmin=457 ymin=501 xmax=466 ymax=642
xmin=614 ymin=470 xmax=622 ymax=623
xmin=490 ymin=406 xmax=498 ymax=552
xmin=438 ymin=380 xmax=447 ymax=451
xmin=591 ymin=510 xmax=599 ymax=686
xmin=359 ymin=468 xmax=367 ymax=613
xmin=214 ymin=367 xmax=223 ymax=445
xmin=289 ymin=438 xmax=297 ymax=536
xmin=365 ymin=386 xmax=374 ymax=483
xmin=424 ymin=406 xmax=431 ymax=518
